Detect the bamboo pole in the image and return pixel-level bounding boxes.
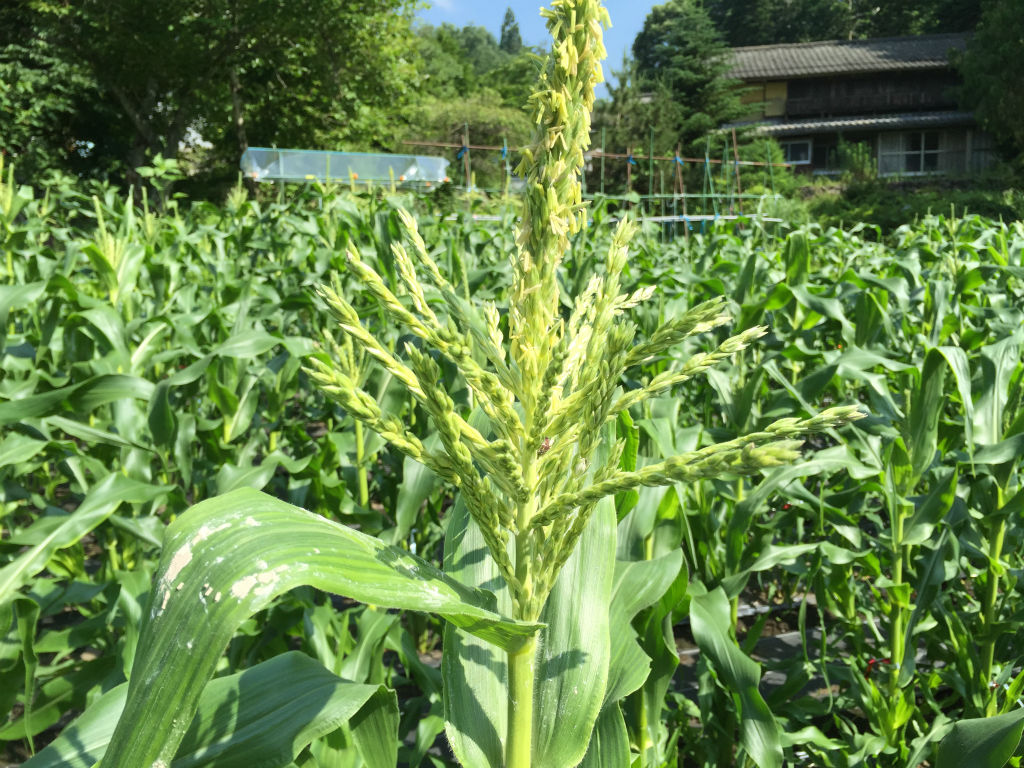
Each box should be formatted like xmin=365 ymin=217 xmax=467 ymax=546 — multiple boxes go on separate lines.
xmin=731 ymin=127 xmax=743 ymax=206
xmin=626 ymin=145 xmax=632 ymax=195
xmin=648 ymin=126 xmax=655 ymax=216
xmin=463 ymin=123 xmax=471 ymax=190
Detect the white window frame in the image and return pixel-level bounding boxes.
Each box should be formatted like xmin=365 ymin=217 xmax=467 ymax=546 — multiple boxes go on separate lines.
xmin=877 ymin=130 xmax=943 ymax=176
xmin=780 ymin=139 xmax=812 ymax=165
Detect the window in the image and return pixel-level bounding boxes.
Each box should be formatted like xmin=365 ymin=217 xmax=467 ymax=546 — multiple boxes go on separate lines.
xmin=780 ymin=139 xmax=812 ymax=165
xmin=905 ymin=131 xmax=940 ymax=172
xmin=878 ymin=130 xmax=944 ymax=175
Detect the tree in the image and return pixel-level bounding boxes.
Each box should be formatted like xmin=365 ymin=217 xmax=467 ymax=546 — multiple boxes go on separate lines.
xmin=414 ymin=22 xmax=542 ymax=109
xmin=957 ymin=0 xmax=1024 ymax=163
xmin=0 ymin=0 xmax=129 ymax=181
xmin=409 ymin=21 xmax=538 ymax=188
xmin=1 ymin=0 xmax=421 ymax=184
xmin=705 ymin=0 xmax=851 ymax=46
xmin=411 ymin=89 xmax=532 ymax=188
xmin=457 ymin=24 xmax=511 ymax=78
xmin=704 ymin=0 xmax=982 ymax=46
xmin=629 ymin=0 xmax=745 ymax=149
xmin=500 ymin=8 xmax=523 ymax=54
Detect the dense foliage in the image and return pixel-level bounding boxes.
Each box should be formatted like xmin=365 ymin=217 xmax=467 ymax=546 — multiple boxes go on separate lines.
xmin=0 ymin=0 xmax=422 ymax=188
xmin=594 ymin=0 xmax=743 ymax=163
xmin=409 ymin=18 xmax=542 ymax=189
xmin=956 ymin=0 xmax=1024 ymax=166
xmin=2 ymin=149 xmax=1024 ymax=763
xmin=704 ymin=0 xmax=983 ymax=46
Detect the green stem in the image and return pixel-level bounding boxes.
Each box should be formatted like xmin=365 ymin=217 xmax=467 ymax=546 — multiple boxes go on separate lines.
xmin=636 ymin=534 xmax=655 ymax=767
xmin=636 ymin=689 xmax=649 ymax=767
xmin=354 ymin=419 xmax=369 ymax=508
xmin=507 ymin=635 xmax=538 ymax=768
xmin=889 ymin=500 xmax=907 ymax=693
xmin=982 ymin=508 xmax=1007 ymax=714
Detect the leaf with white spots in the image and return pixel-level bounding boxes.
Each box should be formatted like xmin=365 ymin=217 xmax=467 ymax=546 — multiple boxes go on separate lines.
xmin=100 ymin=488 xmax=539 ymax=768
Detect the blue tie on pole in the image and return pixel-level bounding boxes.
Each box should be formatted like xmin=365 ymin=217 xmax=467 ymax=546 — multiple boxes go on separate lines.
xmin=627 ymin=155 xmax=637 ymax=166
xmin=456 ymin=146 xmax=468 ymax=160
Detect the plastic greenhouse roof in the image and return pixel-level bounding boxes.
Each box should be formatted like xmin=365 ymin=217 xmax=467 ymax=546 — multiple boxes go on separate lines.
xmin=241 ymin=147 xmax=450 ymax=184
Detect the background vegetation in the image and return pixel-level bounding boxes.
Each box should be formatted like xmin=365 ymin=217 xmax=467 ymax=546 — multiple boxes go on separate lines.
xmin=4 ymin=0 xmax=1023 ymax=198
xmin=3 ymin=0 xmax=1024 ymax=764
xmin=3 ymin=166 xmax=1024 ymax=766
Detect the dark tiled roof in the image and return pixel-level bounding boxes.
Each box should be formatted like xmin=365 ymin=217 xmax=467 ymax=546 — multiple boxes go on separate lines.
xmin=738 ymin=110 xmax=976 ymax=136
xmin=728 ymin=33 xmax=968 ymax=80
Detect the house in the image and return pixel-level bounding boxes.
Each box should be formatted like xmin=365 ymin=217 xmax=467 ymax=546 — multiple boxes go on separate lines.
xmin=727 ymin=33 xmax=997 ymax=176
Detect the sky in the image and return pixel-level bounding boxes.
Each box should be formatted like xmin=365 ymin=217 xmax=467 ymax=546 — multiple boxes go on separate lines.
xmin=415 ymin=0 xmax=661 ymax=97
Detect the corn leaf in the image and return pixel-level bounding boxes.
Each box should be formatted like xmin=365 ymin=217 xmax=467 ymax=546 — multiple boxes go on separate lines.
xmin=0 ymin=474 xmax=169 ymax=607
xmin=443 ymin=497 xmax=616 ymax=768
xmin=442 ymin=498 xmax=510 ymax=768
xmin=690 ymin=585 xmax=783 ymax=768
xmin=532 ymin=497 xmax=616 ymax=767
xmin=25 ymin=651 xmax=396 ymax=768
xmin=935 ymin=709 xmax=1024 ymax=768
xmin=100 ymin=488 xmax=539 ymax=768
xmin=578 ymin=705 xmax=630 ymax=768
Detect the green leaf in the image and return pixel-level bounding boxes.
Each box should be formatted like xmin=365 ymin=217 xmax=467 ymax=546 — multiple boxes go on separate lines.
xmin=532 ymin=497 xmax=616 ymax=768
xmin=148 ymin=379 xmax=177 ymax=448
xmin=24 ymin=652 xmax=397 ymax=768
xmin=224 ymin=376 xmax=260 ymax=442
xmin=614 ymin=410 xmax=639 ymax=519
xmin=0 ymin=474 xmax=169 ymax=606
xmin=904 ymin=469 xmax=958 ymax=546
xmin=0 ymin=374 xmax=153 ymax=426
xmin=971 ymin=434 xmax=1024 ymax=466
xmin=935 ymin=345 xmax=975 ymax=452
xmin=213 ymin=329 xmax=282 ymax=358
xmin=0 ymin=433 xmax=47 ymax=468
xmin=690 ymin=585 xmax=783 ymax=768
xmin=442 ymin=496 xmax=616 ymax=768
xmin=101 ymin=488 xmax=537 ymax=768
xmin=0 ymin=282 xmax=46 ymax=343
xmin=442 ymin=499 xmax=508 ymax=768
xmin=578 ymin=705 xmax=630 ymax=768
xmin=935 ymin=709 xmax=1024 ymax=768
xmin=603 ymin=552 xmax=682 ymax=706
xmin=973 ymin=336 xmax=1022 ymax=446
xmin=905 ymin=348 xmax=945 ymax=483
xmin=726 ymin=452 xmax=854 ymax=572
xmin=46 ymin=415 xmax=155 ymax=453
xmin=390 ymin=450 xmax=442 ymax=544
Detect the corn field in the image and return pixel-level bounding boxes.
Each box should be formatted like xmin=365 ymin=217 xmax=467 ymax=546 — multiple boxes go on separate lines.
xmin=2 ymin=159 xmax=1023 ymax=766
xmin=2 ymin=5 xmax=1024 ymax=764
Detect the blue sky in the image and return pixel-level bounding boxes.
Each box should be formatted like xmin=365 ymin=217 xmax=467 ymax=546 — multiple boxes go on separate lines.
xmin=415 ymin=0 xmax=661 ymax=97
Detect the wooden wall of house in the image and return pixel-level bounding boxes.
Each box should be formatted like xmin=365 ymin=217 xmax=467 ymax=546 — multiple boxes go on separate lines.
xmin=741 ymin=81 xmax=787 ymax=118
xmin=784 ymin=72 xmax=959 ymax=117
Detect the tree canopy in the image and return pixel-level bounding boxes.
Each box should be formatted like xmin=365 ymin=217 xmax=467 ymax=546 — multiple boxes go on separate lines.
xmin=957 ymin=0 xmax=1024 ymax=164
xmin=602 ymin=0 xmax=743 ymax=153
xmin=2 ymin=0 xmax=1006 ymax=191
xmin=1 ymin=0 xmax=421 ymax=185
xmin=704 ymin=0 xmax=982 ymax=46
xmin=409 ymin=20 xmax=544 ymax=188
xmin=500 ymin=8 xmax=524 ymax=54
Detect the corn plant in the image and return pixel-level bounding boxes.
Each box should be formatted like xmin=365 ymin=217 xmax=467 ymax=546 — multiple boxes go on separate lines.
xmin=12 ymin=3 xmax=867 ymax=767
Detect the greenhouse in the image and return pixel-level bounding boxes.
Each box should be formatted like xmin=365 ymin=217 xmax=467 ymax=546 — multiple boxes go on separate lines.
xmin=240 ymin=147 xmax=450 ymax=185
